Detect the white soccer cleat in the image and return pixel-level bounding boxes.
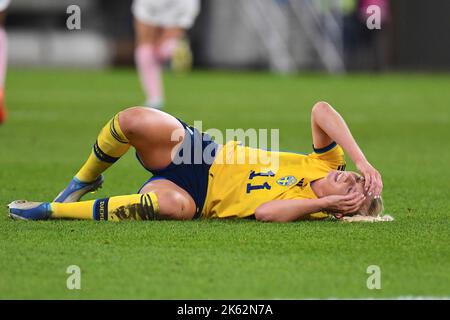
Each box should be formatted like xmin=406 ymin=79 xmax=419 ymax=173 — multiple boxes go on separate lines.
xmin=8 ymin=200 xmax=52 ymax=221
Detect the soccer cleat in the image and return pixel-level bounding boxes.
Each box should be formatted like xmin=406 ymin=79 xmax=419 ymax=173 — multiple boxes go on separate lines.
xmin=8 ymin=200 xmax=52 ymax=221
xmin=53 ymin=175 xmax=104 ymax=203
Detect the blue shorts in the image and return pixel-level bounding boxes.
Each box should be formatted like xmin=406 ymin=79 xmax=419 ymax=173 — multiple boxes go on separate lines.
xmin=137 ymin=119 xmax=219 ymax=219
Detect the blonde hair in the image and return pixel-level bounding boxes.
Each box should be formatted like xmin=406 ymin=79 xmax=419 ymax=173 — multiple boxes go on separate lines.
xmin=359 ymin=196 xmax=384 ymax=217
xmin=355 ymin=173 xmax=385 ymax=217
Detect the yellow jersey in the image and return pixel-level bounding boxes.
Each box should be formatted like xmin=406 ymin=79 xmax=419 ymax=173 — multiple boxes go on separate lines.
xmin=202 ymin=141 xmax=346 ymax=219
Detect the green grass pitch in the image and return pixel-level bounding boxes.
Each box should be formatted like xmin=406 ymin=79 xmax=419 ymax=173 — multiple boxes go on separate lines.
xmin=0 ymin=69 xmax=449 ymax=299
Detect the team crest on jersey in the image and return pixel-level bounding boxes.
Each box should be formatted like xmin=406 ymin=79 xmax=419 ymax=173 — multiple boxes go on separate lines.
xmin=276 ymin=176 xmax=297 ymax=187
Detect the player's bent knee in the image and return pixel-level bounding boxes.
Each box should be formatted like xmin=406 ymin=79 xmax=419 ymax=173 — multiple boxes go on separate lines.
xmin=118 ymin=107 xmax=153 ymax=138
xmin=151 ymin=189 xmax=195 ymax=220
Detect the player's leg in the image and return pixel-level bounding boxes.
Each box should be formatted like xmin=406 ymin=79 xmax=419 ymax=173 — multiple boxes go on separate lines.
xmin=156 ymin=27 xmax=184 ymax=62
xmin=162 ymin=0 xmax=200 ymax=72
xmin=117 ymin=106 xmax=185 ymax=170
xmin=54 ymin=107 xmax=184 ymax=202
xmin=9 ymin=178 xmax=196 ymax=221
xmin=133 ymin=18 xmax=164 ymax=109
xmin=8 ymin=180 xmax=195 ymax=221
xmin=0 ymin=8 xmax=8 ymax=124
xmin=156 ymin=27 xmax=195 ymax=73
xmin=137 ymin=179 xmax=196 ymax=220
xmin=53 ymin=112 xmax=131 ymax=202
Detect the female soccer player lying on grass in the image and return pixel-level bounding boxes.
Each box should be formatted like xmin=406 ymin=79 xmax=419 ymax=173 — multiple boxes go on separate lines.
xmin=8 ymin=101 xmax=388 ymax=222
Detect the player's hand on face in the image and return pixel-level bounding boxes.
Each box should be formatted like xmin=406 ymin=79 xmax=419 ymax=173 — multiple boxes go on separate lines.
xmin=324 ymin=192 xmax=366 ymax=217
xmin=356 ymin=160 xmax=383 ymax=198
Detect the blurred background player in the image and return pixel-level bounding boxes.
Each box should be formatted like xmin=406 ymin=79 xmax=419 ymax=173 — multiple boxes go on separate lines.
xmin=132 ymin=0 xmax=200 ymax=109
xmin=0 ymin=0 xmax=9 ymax=124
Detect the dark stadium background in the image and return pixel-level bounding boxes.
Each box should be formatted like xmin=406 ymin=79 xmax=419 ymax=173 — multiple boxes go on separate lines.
xmin=6 ymin=0 xmax=450 ymax=72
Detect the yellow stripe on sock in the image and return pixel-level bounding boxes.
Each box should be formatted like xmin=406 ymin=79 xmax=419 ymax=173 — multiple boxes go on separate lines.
xmin=109 ymin=114 xmax=129 ymax=144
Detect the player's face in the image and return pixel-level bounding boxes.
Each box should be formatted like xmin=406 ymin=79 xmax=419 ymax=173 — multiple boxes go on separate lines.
xmin=325 ymin=170 xmax=365 ymax=196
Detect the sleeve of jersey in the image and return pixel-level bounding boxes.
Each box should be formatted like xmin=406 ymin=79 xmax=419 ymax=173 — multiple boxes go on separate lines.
xmin=308 ymin=141 xmax=346 ymax=171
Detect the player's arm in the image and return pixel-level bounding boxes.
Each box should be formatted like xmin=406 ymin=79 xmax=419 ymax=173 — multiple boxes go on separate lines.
xmin=311 ymin=101 xmax=382 ymax=196
xmin=255 ymin=193 xmax=366 ymax=222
